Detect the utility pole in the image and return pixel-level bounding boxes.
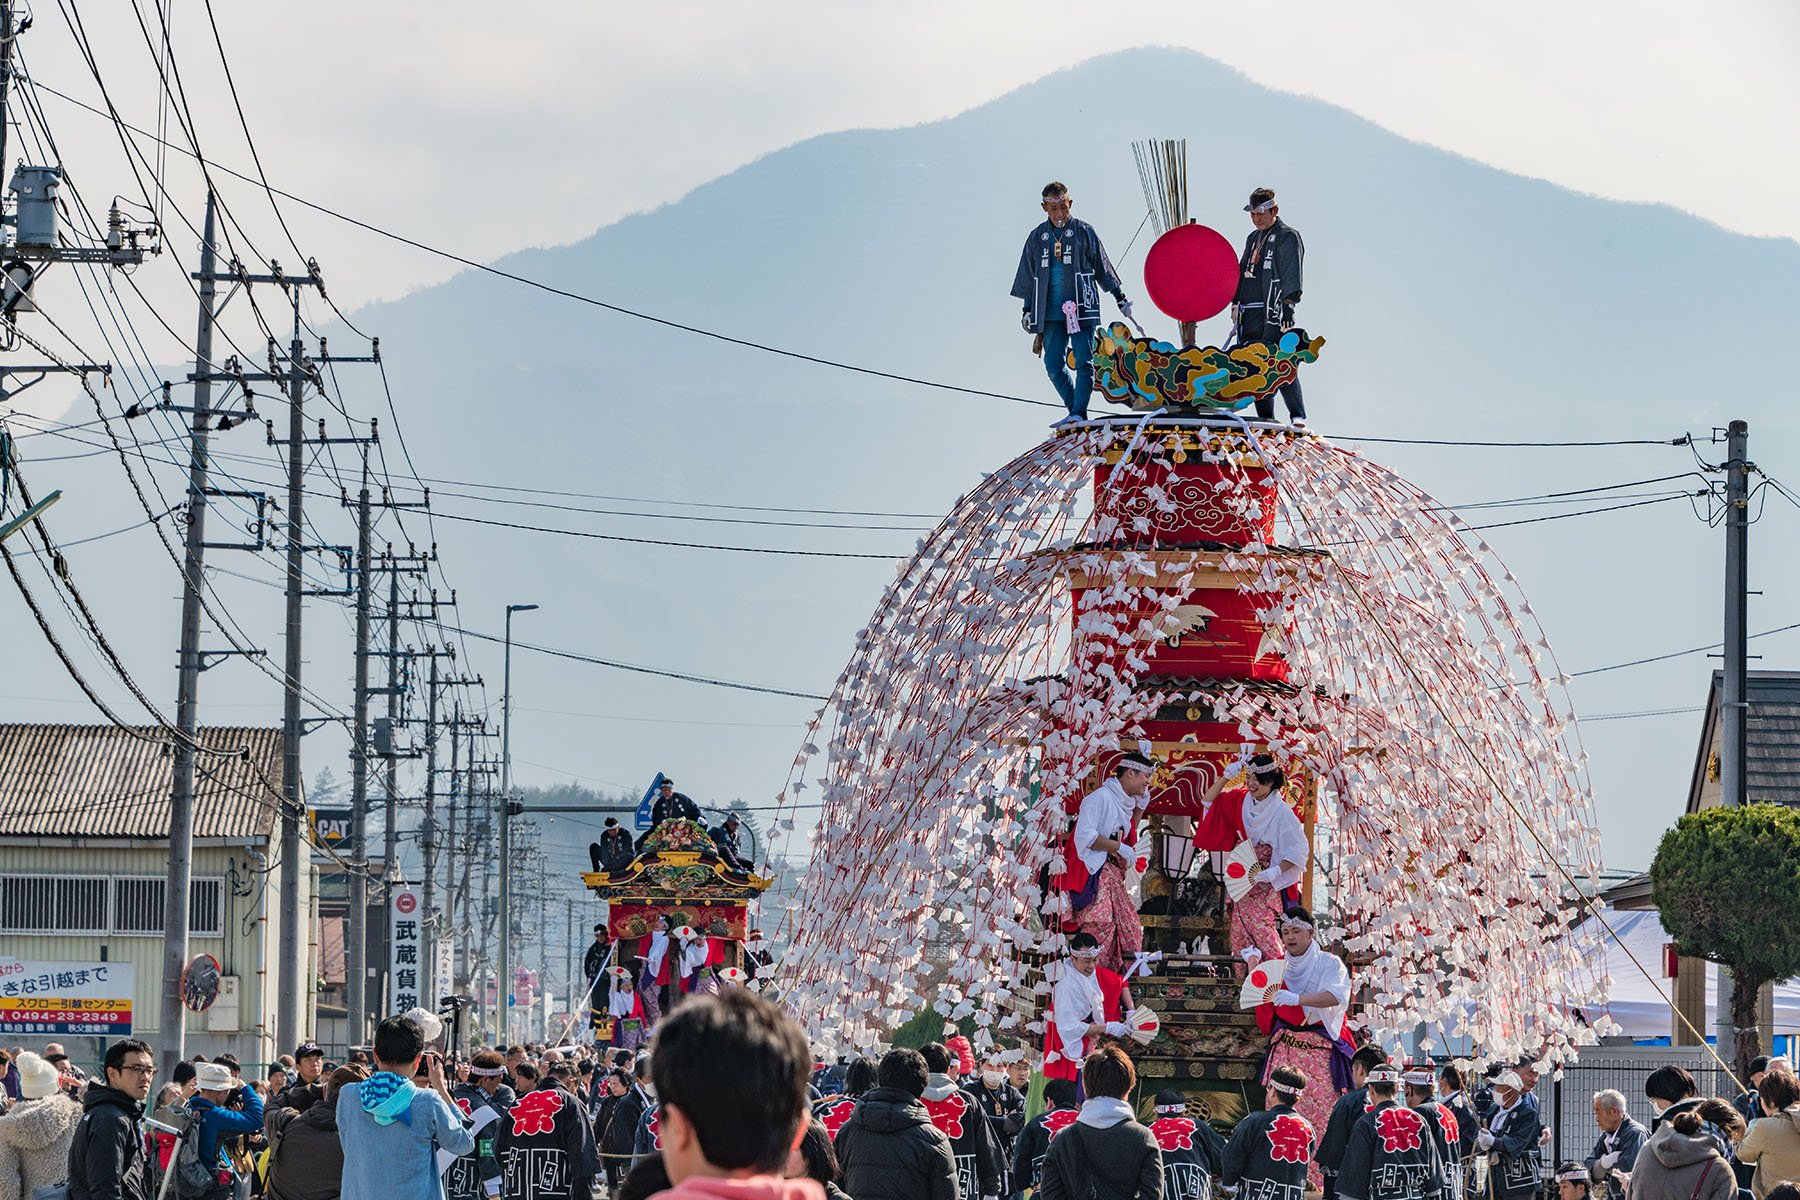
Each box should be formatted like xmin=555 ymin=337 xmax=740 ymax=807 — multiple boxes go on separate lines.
xmin=497 ymin=603 xmax=537 ymax=1044
xmin=277 ymin=295 xmax=306 ymax=1057
xmin=1718 ymin=419 xmax=1751 ymax=1055
xmin=419 ymin=651 xmax=478 ymax=1006
xmin=160 ymin=191 xmax=219 ymax=1073
xmin=347 ymin=449 xmax=374 ymax=1046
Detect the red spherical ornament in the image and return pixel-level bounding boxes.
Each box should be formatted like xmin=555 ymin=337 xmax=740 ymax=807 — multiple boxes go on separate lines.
xmin=1142 ymin=223 xmax=1239 ymax=322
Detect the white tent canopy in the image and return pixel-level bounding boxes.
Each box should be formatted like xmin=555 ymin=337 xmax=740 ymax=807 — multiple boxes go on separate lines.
xmin=1573 ymin=908 xmax=1800 ymax=1038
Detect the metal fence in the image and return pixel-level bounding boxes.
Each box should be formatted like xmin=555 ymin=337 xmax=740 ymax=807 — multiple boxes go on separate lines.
xmin=1528 ymin=1046 xmax=1746 ymax=1167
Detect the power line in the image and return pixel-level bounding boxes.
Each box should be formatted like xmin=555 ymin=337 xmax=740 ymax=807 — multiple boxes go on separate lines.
xmin=427 ymin=508 xmax=906 ymax=559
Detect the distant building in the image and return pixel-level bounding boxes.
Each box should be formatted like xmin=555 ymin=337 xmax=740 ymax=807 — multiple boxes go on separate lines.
xmin=0 ymin=723 xmax=312 ymax=1069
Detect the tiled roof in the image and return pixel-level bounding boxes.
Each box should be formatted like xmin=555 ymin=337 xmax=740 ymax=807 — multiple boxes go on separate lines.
xmin=0 ymin=724 xmax=283 ymax=839
xmin=1686 ymin=672 xmax=1800 ymax=812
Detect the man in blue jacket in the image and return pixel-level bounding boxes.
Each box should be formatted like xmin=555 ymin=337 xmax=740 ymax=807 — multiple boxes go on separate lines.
xmin=1011 ymin=182 xmax=1133 ymax=426
xmin=189 ymin=1062 xmax=265 ymax=1200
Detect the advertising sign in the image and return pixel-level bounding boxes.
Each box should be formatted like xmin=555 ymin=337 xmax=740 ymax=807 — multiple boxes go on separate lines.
xmin=0 ymin=958 xmax=134 ymax=1036
xmin=390 ymin=886 xmax=422 ymax=1013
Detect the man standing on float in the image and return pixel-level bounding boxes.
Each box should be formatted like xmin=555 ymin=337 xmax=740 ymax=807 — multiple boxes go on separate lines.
xmin=1232 ymin=187 xmax=1306 ymax=427
xmin=1011 ymin=181 xmax=1133 ymax=427
xmin=1061 ymin=750 xmax=1154 ymax=972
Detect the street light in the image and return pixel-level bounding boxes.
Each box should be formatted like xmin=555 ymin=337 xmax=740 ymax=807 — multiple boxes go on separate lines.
xmin=498 ymin=602 xmax=538 ymax=1043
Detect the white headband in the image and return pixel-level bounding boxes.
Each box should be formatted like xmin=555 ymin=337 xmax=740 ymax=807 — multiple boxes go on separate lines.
xmin=1278 ymin=912 xmax=1315 ymax=929
xmin=468 ymin=1065 xmax=507 ymax=1077
xmin=1153 ymin=1103 xmax=1187 ymax=1115
xmin=1068 ymin=946 xmax=1102 ymax=961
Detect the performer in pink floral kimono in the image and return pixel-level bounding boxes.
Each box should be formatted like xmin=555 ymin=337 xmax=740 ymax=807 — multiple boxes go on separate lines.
xmin=1252 ymin=905 xmax=1356 ymax=1190
xmin=1193 ymin=753 xmax=1309 ymax=962
xmin=1059 ymin=750 xmax=1154 ymax=972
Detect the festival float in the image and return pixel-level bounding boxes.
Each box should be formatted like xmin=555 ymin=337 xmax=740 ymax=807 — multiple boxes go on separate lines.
xmin=581 ymin=817 xmax=771 ymax=1040
xmin=763 ymin=142 xmax=1613 ymax=1121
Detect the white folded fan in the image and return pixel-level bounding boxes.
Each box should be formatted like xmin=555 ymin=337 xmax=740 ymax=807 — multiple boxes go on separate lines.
xmin=1238 ymin=956 xmax=1286 ymax=1009
xmin=1124 ymin=1005 xmax=1159 ymax=1045
xmin=1221 ymin=840 xmax=1260 ymax=900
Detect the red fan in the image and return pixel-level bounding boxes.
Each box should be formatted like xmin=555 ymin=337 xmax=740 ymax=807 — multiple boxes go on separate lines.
xmin=1238 ymin=957 xmax=1286 ymax=1009
xmin=1222 ymin=840 xmax=1259 ymax=900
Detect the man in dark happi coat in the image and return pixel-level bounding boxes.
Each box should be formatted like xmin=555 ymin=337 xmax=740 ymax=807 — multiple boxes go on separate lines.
xmin=1150 ymin=1091 xmax=1227 ymax=1200
xmin=1404 ymin=1068 xmax=1463 ymax=1200
xmin=447 ymin=1052 xmax=515 ymax=1200
xmin=1335 ymin=1066 xmax=1443 ymax=1200
xmin=1475 ymin=1071 xmax=1542 ymax=1200
xmin=1009 ymin=1078 xmax=1078 ymax=1197
xmin=1223 ymin=1067 xmax=1315 ymax=1200
xmin=1319 ymin=1047 xmax=1387 ymax=1200
xmin=496 ymin=1075 xmax=594 ymax=1200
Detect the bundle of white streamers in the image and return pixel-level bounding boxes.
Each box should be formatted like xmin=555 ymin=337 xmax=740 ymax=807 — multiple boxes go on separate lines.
xmin=763 ymin=425 xmax=1611 ymax=1067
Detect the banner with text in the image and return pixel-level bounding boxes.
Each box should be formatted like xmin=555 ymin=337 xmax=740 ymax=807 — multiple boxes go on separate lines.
xmin=391 ymin=885 xmax=423 ymax=1014
xmin=0 ymin=958 xmax=134 ymax=1036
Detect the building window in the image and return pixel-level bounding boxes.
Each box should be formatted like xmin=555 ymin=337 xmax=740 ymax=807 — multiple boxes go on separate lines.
xmin=112 ymin=878 xmax=225 ymax=937
xmin=0 ymin=876 xmax=109 ymax=933
xmin=0 ymin=877 xmax=224 ymax=937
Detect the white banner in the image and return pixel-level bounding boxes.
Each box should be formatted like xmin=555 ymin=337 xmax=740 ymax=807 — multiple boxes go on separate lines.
xmin=390 ymin=886 xmax=423 ymax=1014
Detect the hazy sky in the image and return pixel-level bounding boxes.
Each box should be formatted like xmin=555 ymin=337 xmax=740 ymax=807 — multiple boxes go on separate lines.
xmin=4 ymin=2 xmax=1797 ymax=879
xmin=15 ymin=0 xmax=1796 ymax=355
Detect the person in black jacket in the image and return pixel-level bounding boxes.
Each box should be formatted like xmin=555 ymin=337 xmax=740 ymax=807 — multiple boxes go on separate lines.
xmin=834 ymin=1049 xmax=956 ymax=1200
xmin=647 ymin=781 xmax=701 ymax=831
xmin=599 ymin=1070 xmax=641 ymax=1192
xmin=1223 ymin=1066 xmax=1313 ymax=1200
xmin=919 ymin=1042 xmax=1004 ymax=1200
xmin=1148 ymin=1090 xmax=1226 ymax=1200
xmin=67 ymin=1039 xmax=154 ymax=1200
xmin=1318 ymin=1047 xmax=1386 ymax=1200
xmin=709 ymin=815 xmax=753 ymax=874
xmin=970 ymin=1056 xmax=1027 ymax=1184
xmin=1010 ymin=181 xmax=1133 ymax=426
xmin=1013 ymin=1079 xmax=1080 ymax=1198
xmin=1403 ymin=1068 xmax=1463 ymax=1200
xmin=1435 ymin=1066 xmax=1480 ymax=1168
xmin=1335 ymin=1065 xmax=1442 ymax=1200
xmin=1038 ymin=1046 xmax=1160 ymax=1200
xmin=589 ymin=820 xmax=636 ymax=875
xmin=496 ymin=1072 xmax=594 ymax=1200
xmin=448 ymin=1053 xmax=513 ymax=1200
xmin=1232 ymin=187 xmax=1307 ymax=427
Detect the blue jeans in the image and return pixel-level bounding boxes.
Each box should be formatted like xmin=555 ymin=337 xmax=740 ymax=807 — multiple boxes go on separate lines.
xmin=1042 ymin=323 xmax=1094 ymax=418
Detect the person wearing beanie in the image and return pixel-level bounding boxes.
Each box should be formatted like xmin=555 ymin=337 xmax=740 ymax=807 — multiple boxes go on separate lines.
xmin=0 ymin=1052 xmax=83 ymax=1200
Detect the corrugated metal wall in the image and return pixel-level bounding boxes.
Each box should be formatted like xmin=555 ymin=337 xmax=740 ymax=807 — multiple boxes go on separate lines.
xmin=0 ymin=842 xmax=310 ymax=1069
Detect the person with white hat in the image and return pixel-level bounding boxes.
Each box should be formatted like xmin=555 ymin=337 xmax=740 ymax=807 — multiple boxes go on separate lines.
xmin=0 ymin=1051 xmax=82 ymax=1200
xmin=188 ymin=1062 xmax=265 ymax=1199
xmin=1335 ymin=1063 xmax=1444 ymax=1200
xmin=1475 ymin=1071 xmax=1543 ymax=1200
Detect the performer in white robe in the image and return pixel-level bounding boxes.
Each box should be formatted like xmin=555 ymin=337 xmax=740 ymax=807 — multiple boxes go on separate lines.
xmin=1251 ymin=905 xmax=1356 ymax=1190
xmin=1064 ymin=751 xmax=1155 ymax=973
xmin=1042 ymin=932 xmax=1129 ymax=1084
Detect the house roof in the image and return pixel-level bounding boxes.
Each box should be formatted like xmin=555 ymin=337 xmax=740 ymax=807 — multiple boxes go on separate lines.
xmin=0 ymin=724 xmax=284 ymax=839
xmin=1685 ymin=670 xmax=1800 ymax=813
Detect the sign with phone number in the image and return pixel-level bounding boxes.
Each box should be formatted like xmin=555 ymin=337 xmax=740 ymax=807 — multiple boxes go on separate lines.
xmin=0 ymin=960 xmax=134 ymax=1035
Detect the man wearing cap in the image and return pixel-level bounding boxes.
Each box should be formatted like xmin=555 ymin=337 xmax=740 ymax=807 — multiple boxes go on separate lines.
xmin=1336 ymin=1064 xmax=1444 ymax=1200
xmin=709 ymin=813 xmax=754 ymax=873
xmin=1405 ymin=1068 xmax=1463 ymax=1200
xmin=1010 ymin=181 xmax=1134 ymax=427
xmin=588 ymin=819 xmax=635 ymax=874
xmin=1062 ymin=751 xmax=1154 ymax=974
xmin=1223 ymin=1065 xmax=1314 ymax=1200
xmin=1474 ymin=1071 xmax=1543 ymax=1200
xmin=1734 ymin=1057 xmax=1771 ymax=1126
xmin=1232 ymin=188 xmax=1307 ymax=427
xmin=1251 ymin=906 xmax=1357 ymax=1189
xmin=275 ymin=1044 xmax=327 ymax=1111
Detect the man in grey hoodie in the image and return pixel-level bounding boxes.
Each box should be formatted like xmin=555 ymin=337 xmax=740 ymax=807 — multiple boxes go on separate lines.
xmin=1039 ymin=1046 xmax=1161 ymax=1200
